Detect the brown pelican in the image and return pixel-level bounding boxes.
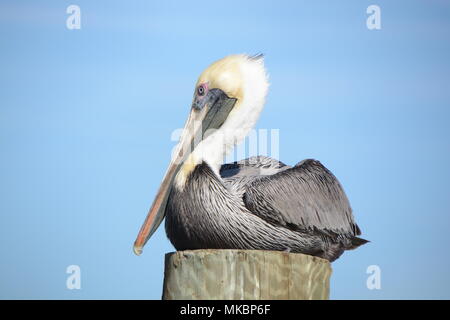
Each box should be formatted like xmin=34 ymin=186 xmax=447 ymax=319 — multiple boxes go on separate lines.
xmin=133 ymin=54 xmax=367 ymax=262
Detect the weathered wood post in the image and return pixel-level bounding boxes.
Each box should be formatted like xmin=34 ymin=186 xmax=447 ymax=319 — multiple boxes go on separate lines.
xmin=162 ymin=249 xmax=332 ymax=300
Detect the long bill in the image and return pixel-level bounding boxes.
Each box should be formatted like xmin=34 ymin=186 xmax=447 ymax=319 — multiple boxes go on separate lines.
xmin=133 ymin=89 xmax=236 ymax=256
xmin=133 ymin=108 xmax=205 ymax=255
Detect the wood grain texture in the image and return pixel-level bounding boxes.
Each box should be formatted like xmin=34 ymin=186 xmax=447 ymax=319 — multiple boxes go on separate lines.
xmin=162 ymin=249 xmax=332 ymax=300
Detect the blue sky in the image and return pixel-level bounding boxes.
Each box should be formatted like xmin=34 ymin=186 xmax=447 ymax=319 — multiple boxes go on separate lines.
xmin=1 ymin=0 xmax=449 ymax=299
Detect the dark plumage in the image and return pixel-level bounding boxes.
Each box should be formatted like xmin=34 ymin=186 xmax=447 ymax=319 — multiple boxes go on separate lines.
xmin=133 ymin=54 xmax=367 ymax=259
xmin=165 ymin=156 xmax=367 ymax=262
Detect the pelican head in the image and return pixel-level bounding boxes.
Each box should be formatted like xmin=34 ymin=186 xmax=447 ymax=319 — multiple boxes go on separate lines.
xmin=133 ymin=54 xmax=269 ymax=255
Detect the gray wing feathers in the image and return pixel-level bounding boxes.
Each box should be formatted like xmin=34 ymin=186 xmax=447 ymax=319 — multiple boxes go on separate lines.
xmin=242 ymin=159 xmax=360 ymax=238
xmin=220 ymin=156 xmax=290 ymax=194
xmin=220 ymin=156 xmax=289 ymax=178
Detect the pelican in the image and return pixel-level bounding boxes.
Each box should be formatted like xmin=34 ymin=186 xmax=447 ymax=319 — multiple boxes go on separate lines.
xmin=134 ymin=54 xmax=367 ymax=262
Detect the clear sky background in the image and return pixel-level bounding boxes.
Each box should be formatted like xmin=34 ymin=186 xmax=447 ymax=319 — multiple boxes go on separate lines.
xmin=1 ymin=0 xmax=449 ymax=299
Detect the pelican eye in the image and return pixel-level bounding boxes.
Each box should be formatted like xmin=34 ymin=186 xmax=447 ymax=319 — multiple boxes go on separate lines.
xmin=197 ymin=85 xmax=206 ymax=96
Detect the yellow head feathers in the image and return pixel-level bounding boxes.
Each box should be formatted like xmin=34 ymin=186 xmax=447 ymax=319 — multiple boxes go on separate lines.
xmin=175 ymin=54 xmax=269 ymax=189
xmin=196 ymin=54 xmax=268 ymax=102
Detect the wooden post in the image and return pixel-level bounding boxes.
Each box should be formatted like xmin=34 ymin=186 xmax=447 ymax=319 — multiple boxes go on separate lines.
xmin=162 ymin=249 xmax=332 ymax=300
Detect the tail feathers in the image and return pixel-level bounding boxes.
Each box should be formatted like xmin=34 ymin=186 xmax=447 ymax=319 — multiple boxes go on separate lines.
xmin=349 ymin=236 xmax=369 ymax=250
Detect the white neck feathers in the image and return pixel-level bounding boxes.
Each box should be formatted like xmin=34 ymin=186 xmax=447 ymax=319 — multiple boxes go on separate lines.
xmin=175 ymin=55 xmax=269 ymax=189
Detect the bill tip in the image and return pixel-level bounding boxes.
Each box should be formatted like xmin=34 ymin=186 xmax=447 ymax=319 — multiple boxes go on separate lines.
xmin=133 ymin=244 xmax=143 ymax=256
